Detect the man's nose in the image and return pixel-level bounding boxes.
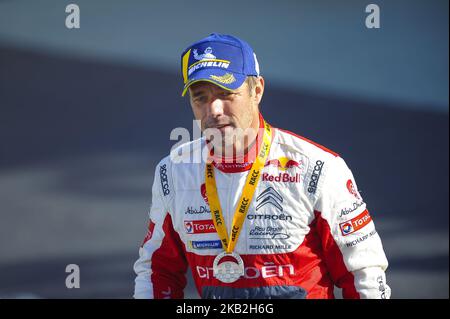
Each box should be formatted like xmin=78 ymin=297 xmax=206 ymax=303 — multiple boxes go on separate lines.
xmin=206 ymin=97 xmax=224 ymax=118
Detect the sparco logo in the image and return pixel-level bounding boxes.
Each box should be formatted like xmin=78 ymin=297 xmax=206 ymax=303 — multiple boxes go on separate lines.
xmin=307 ymin=160 xmax=324 ymax=194
xmin=256 ymin=187 xmax=283 ymax=211
xmin=159 ymin=164 xmax=170 ymax=196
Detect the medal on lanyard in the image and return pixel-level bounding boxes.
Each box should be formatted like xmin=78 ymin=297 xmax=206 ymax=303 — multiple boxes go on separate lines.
xmin=205 ymin=120 xmax=272 ymax=283
xmin=212 ymin=251 xmax=245 ymax=283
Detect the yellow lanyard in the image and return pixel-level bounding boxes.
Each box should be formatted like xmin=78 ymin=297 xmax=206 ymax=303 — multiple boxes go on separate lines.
xmin=205 ymin=120 xmax=272 ymax=253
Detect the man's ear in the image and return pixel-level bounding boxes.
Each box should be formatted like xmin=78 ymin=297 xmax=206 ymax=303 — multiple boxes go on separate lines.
xmin=254 ymin=76 xmax=265 ymax=105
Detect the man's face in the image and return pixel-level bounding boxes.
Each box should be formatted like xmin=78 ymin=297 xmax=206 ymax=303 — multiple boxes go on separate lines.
xmin=188 ymin=81 xmax=257 ymax=134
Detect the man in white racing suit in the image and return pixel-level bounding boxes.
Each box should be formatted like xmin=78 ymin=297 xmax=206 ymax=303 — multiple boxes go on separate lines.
xmin=133 ymin=33 xmax=391 ymax=299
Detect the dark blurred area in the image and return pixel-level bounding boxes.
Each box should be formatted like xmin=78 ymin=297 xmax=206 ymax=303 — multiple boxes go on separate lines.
xmin=0 ymin=0 xmax=448 ymax=298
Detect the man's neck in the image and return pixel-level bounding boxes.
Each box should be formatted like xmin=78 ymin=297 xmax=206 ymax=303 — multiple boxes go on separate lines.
xmin=212 ymin=113 xmax=261 ymax=162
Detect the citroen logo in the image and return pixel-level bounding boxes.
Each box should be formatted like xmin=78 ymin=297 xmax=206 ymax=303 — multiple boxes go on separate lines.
xmin=256 ymin=187 xmax=283 ymax=211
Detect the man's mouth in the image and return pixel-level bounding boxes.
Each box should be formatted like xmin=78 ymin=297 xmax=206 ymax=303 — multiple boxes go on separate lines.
xmin=209 ymin=124 xmax=232 ymax=130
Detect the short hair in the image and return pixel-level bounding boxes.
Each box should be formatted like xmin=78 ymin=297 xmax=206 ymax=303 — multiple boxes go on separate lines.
xmin=245 ymin=76 xmax=259 ymax=96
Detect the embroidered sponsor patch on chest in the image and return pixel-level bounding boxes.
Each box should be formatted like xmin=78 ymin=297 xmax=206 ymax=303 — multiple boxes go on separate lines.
xmin=184 ymin=220 xmax=216 ymax=234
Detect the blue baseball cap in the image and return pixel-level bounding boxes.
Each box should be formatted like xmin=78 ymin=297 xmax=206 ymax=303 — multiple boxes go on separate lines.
xmin=180 ymin=33 xmax=260 ymax=96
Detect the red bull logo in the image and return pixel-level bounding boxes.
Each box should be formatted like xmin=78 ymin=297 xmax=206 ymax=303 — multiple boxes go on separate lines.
xmin=265 ymin=157 xmax=302 ymax=171
xmin=262 ymin=173 xmax=301 ymax=183
xmin=263 ymin=157 xmax=303 ymax=183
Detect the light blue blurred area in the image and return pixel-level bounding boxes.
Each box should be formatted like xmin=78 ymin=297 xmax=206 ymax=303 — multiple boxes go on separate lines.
xmin=0 ymin=0 xmax=448 ymax=111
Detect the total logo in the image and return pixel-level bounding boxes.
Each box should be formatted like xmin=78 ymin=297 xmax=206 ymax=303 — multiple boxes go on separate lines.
xmin=263 ymin=157 xmax=303 ymax=183
xmin=341 ymin=223 xmax=353 ymax=235
xmin=339 ymin=210 xmax=372 ymax=236
xmin=184 ymin=220 xmax=216 ymax=234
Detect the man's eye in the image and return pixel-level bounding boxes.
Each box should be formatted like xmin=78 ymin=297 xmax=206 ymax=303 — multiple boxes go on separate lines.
xmin=195 ymin=96 xmax=207 ymax=103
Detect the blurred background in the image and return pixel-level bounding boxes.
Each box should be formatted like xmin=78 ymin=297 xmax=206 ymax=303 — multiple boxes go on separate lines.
xmin=0 ymin=0 xmax=448 ymax=298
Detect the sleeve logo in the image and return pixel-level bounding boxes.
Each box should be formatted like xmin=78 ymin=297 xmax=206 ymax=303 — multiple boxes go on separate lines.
xmin=346 ymin=179 xmax=361 ymax=200
xmin=339 ymin=210 xmax=372 ymax=236
xmin=159 ymin=164 xmax=170 ymax=196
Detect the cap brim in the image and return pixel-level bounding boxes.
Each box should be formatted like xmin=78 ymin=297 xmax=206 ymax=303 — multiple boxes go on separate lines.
xmin=181 ymin=68 xmax=246 ymax=97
